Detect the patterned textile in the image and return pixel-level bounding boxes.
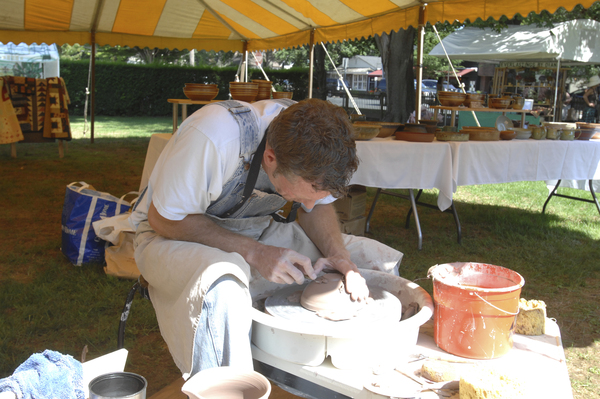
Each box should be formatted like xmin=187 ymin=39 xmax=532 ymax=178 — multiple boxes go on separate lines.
xmin=0 ymin=78 xmax=24 ymax=144
xmin=0 ymin=76 xmax=71 ymax=142
xmin=43 ymin=77 xmax=71 ymax=140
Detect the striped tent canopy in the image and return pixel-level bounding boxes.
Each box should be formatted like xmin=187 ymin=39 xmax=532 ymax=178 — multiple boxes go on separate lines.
xmin=0 ymin=0 xmax=598 ymax=52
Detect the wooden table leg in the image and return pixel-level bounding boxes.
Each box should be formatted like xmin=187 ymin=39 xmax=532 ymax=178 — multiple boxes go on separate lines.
xmin=11 ymin=143 xmax=17 ymax=158
xmin=450 ymin=110 xmax=457 ymax=127
xmin=181 ymin=104 xmax=188 ymax=122
xmin=58 ymin=140 xmax=64 ymax=158
xmin=172 ymin=103 xmax=178 ymax=133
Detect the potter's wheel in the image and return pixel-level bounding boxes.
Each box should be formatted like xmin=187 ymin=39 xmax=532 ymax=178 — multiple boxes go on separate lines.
xmin=264 ymin=283 xmax=402 ymax=327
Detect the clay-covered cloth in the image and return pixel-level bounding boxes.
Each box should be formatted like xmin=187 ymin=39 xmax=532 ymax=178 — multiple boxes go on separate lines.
xmin=0 ymin=78 xmax=23 ymax=144
xmin=134 ymin=215 xmax=402 ymax=378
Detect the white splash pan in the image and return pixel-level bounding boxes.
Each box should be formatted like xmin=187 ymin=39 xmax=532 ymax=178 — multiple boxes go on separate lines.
xmin=250 ymin=270 xmax=433 ymax=370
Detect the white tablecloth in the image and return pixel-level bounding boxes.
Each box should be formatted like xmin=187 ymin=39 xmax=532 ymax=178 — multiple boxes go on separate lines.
xmin=448 ymin=139 xmax=600 ymax=188
xmin=140 ymin=134 xmax=600 ymax=213
xmin=351 ymin=137 xmax=454 ymax=211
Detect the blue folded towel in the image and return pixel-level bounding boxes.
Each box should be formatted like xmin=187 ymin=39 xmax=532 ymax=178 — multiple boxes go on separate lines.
xmin=0 ymin=350 xmax=84 ymax=399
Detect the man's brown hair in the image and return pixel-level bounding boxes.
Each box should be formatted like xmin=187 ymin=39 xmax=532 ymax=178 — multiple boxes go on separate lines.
xmin=267 ymin=98 xmax=358 ymax=198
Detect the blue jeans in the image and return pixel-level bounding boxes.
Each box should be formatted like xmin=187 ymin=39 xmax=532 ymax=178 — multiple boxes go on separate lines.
xmin=189 ymin=275 xmax=254 ymax=376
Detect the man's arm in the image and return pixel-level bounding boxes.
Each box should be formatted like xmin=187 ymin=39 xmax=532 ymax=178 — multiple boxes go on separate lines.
xmin=296 ymin=203 xmax=369 ymax=301
xmin=147 ymin=202 xmax=316 ymax=284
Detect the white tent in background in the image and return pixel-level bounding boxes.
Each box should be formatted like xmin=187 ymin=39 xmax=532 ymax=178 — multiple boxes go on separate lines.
xmin=0 ymin=42 xmax=60 ymax=78
xmin=429 ymin=19 xmax=600 ymax=65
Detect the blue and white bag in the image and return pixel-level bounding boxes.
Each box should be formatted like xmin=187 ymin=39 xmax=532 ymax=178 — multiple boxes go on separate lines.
xmin=61 ymin=182 xmax=135 ymax=266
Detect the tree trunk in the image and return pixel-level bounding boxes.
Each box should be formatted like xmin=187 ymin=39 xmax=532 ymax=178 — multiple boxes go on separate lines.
xmin=312 ymin=44 xmax=327 ymax=100
xmin=375 ymin=28 xmax=416 ymax=123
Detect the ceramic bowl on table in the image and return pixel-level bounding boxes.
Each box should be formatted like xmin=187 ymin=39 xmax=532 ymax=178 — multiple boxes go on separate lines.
xmin=229 ymin=82 xmax=259 ymax=102
xmin=489 ymin=97 xmax=512 ymax=109
xmin=576 ymin=122 xmax=600 ymax=139
xmin=272 ymin=91 xmax=293 ymax=99
xmin=183 ymin=83 xmax=219 ymax=101
xmin=252 ymin=79 xmax=273 ymax=100
xmin=352 ymin=123 xmax=380 ymax=140
xmin=378 ymin=122 xmax=404 ymax=138
xmin=509 ymin=127 xmax=532 ymax=140
xmin=460 ymin=127 xmax=500 ymax=141
xmin=395 ymin=131 xmax=435 ymax=142
xmin=404 ymin=123 xmax=429 ymax=133
xmin=438 ymin=91 xmax=466 ymax=107
xmin=436 ymin=131 xmax=469 ymax=141
xmin=500 ymin=130 xmax=517 ymax=140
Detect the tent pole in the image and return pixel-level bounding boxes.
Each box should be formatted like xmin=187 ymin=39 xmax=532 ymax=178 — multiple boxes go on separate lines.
xmin=415 ymin=4 xmax=426 ymax=121
xmin=308 ymin=29 xmax=315 ymax=99
xmin=91 ymin=32 xmax=96 ymax=144
xmin=553 ymin=56 xmax=561 ymax=122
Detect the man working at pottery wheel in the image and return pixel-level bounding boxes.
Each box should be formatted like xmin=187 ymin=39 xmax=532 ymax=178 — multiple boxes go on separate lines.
xmin=129 ymin=98 xmax=403 ymax=379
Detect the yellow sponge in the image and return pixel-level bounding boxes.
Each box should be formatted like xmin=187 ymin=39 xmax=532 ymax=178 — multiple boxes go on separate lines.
xmin=515 ymin=298 xmax=546 ymax=335
xmin=460 ymin=368 xmax=524 ymax=399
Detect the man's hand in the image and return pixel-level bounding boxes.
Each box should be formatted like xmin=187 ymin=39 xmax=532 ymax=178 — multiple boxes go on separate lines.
xmin=248 ymin=244 xmax=318 ymax=285
xmin=314 ymin=255 xmax=369 ymax=302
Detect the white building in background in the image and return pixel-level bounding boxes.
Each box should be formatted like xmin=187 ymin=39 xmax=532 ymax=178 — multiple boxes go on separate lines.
xmin=0 ymin=42 xmax=60 ymax=78
xmin=332 ymin=55 xmax=382 ymax=91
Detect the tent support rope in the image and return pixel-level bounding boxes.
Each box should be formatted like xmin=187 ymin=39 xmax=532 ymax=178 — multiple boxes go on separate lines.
xmin=321 ymin=42 xmax=361 ymax=115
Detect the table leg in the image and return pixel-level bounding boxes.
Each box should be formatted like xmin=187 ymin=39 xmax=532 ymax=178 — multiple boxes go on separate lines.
xmin=172 ymin=103 xmax=178 ymax=133
xmin=11 ymin=143 xmax=17 ymax=158
xmin=365 ymin=188 xmax=382 ymax=233
xmin=407 ymin=189 xmax=423 ymax=250
xmin=182 ymin=104 xmax=188 ymax=122
xmin=58 ymin=140 xmax=64 ymax=158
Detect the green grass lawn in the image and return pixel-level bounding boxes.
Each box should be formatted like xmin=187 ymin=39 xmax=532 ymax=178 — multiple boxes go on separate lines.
xmin=1 ymin=116 xmax=599 ymax=397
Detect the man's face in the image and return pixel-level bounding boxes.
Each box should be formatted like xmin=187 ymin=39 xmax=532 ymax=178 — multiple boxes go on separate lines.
xmin=269 ymin=171 xmax=330 ymax=210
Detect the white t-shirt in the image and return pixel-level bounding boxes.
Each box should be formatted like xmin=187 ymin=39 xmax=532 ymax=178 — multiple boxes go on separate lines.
xmin=130 ymin=100 xmax=335 ymax=230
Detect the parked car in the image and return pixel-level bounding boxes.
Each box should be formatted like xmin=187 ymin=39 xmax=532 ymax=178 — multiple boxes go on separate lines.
xmin=326 ymin=78 xmax=349 ymax=95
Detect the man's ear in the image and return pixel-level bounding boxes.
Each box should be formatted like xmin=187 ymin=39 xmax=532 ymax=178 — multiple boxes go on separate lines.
xmin=263 ymin=147 xmax=277 ymax=170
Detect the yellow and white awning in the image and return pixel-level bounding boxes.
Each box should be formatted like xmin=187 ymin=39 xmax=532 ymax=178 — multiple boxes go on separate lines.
xmin=0 ymin=0 xmax=598 ymax=52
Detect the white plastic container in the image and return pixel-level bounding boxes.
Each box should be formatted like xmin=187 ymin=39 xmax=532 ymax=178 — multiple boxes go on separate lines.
xmin=250 ymin=270 xmax=433 ymax=370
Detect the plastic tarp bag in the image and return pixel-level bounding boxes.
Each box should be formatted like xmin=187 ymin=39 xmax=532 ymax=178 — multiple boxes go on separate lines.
xmin=61 ymin=182 xmax=133 ymax=266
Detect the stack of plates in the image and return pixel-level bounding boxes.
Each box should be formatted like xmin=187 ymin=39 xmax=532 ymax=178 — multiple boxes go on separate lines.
xmin=183 ymin=83 xmax=219 ymax=101
xmin=230 ymin=82 xmax=259 ymax=102
xmin=252 ymin=80 xmax=272 ymax=100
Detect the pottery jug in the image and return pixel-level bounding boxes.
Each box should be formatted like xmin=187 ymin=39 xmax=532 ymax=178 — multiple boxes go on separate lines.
xmin=530 ymin=125 xmax=546 ymax=140
xmin=181 ymin=367 xmax=271 ymax=399
xmin=560 ymin=128 xmax=581 ymax=141
xmin=511 ymin=97 xmax=525 ymax=110
xmin=546 ymin=127 xmax=562 ymax=140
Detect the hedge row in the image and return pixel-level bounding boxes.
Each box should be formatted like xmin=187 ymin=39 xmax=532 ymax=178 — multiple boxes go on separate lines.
xmin=60 ymin=60 xmax=310 ymax=116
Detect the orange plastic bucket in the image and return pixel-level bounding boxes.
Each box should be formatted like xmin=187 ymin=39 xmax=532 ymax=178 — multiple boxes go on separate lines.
xmin=428 ymin=262 xmax=524 ymax=359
